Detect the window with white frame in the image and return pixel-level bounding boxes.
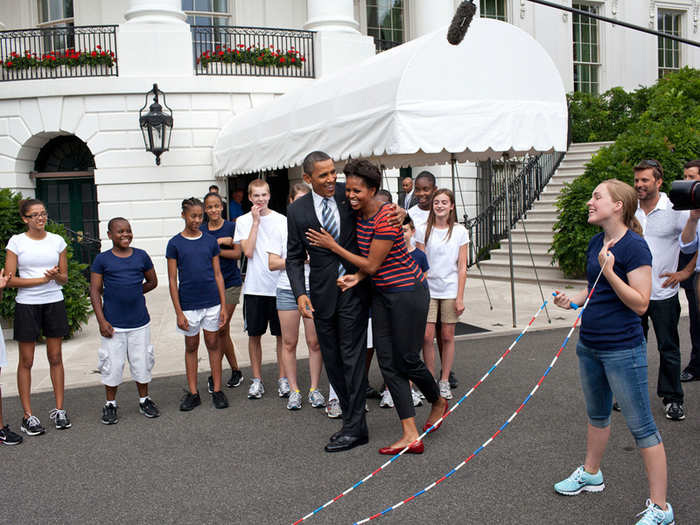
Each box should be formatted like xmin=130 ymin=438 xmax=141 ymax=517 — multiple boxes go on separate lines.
xmin=183 ymin=0 xmax=230 ymax=56
xmin=366 ymin=0 xmax=405 ymax=52
xmin=572 ymin=3 xmax=600 ymax=94
xmin=480 ymin=0 xmax=507 ymax=22
xmin=657 ymin=9 xmax=682 ymax=78
xmin=37 ymin=0 xmax=74 ymax=52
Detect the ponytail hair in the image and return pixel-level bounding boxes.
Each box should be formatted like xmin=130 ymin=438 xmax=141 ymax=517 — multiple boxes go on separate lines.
xmin=19 ymin=198 xmax=45 ymax=218
xmin=601 ymin=179 xmax=643 ymax=236
xmin=424 ymin=189 xmax=457 ymax=244
xmin=181 ymin=197 xmax=203 ymax=213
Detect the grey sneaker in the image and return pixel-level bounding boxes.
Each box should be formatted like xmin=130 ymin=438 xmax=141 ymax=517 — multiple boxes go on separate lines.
xmin=411 ymin=388 xmax=423 ymax=407
xmin=379 ymin=388 xmax=394 ymax=408
xmin=49 ymin=408 xmax=72 ymax=429
xmin=326 ymin=398 xmax=342 ymax=418
xmin=308 ymin=388 xmax=326 ymax=408
xmin=664 ymin=402 xmax=685 ymax=421
xmin=278 ymin=377 xmax=291 ymax=398
xmin=438 ymin=380 xmax=453 ymax=400
xmin=287 ymin=390 xmax=302 ymax=410
xmin=248 ymin=379 xmax=264 ymax=399
xmin=102 ymin=404 xmax=119 ymax=425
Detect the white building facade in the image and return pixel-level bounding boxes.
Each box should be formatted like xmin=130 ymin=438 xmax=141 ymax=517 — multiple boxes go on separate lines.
xmin=0 ymin=0 xmax=698 ymax=275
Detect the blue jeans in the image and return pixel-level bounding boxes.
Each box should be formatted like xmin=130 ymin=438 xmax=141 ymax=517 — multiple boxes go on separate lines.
xmin=576 ymin=340 xmax=662 ymax=449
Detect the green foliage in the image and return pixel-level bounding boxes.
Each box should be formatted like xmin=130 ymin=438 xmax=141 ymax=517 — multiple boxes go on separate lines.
xmin=567 ymin=86 xmax=651 ymax=143
xmin=553 ymin=68 xmax=700 ymax=277
xmin=0 ymin=189 xmax=91 ymax=337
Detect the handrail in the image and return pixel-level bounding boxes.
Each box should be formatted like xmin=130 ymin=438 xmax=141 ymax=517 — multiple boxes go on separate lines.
xmin=464 ymin=150 xmax=565 ymax=267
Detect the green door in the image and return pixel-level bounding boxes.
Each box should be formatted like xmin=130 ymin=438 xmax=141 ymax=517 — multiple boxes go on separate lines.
xmin=36 ymin=177 xmax=101 ymax=268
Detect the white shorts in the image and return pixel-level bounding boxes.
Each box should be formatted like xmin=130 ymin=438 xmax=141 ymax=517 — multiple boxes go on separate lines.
xmin=97 ymin=325 xmax=154 ymax=387
xmin=176 ymin=305 xmax=221 ymax=336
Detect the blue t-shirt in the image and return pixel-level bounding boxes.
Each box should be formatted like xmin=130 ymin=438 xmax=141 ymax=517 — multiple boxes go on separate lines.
xmin=229 ymin=201 xmax=244 ymax=221
xmin=91 ymin=248 xmax=154 ymax=329
xmin=165 ymin=233 xmax=221 ymax=310
xmin=200 ymin=221 xmax=242 ymax=288
xmin=579 ymin=230 xmax=652 ymax=349
xmin=409 ymin=248 xmax=430 ymax=273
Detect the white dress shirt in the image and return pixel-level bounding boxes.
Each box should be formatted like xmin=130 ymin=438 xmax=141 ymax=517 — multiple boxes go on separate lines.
xmin=312 ymin=190 xmax=341 ymax=238
xmin=403 ymin=190 xmax=414 ymax=209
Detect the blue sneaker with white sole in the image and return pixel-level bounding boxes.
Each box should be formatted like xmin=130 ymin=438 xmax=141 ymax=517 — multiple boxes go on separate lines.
xmin=554 ymin=465 xmax=605 ymax=495
xmin=635 ymin=499 xmax=674 ymax=525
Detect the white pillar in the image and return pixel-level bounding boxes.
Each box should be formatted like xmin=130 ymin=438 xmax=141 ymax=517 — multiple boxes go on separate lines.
xmin=412 ymin=0 xmax=454 ymax=37
xmin=304 ymin=0 xmax=359 ymax=33
xmin=304 ymin=0 xmax=374 ymax=78
xmin=117 ymin=0 xmax=192 ymax=77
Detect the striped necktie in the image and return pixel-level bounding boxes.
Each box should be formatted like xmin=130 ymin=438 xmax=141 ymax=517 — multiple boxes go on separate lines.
xmin=322 ymin=198 xmax=345 ymax=276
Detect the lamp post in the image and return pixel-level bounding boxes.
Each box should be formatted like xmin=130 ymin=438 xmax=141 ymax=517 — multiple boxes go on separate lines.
xmin=139 ymin=83 xmax=173 ymax=165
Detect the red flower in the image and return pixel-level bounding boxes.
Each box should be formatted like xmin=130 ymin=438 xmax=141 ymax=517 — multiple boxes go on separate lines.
xmin=218 ymin=50 xmax=224 ymax=56
xmin=238 ymin=44 xmax=245 ymax=48
xmin=101 ymin=51 xmax=106 ymax=56
xmin=6 ymin=61 xmax=12 ymax=67
xmin=300 ymin=57 xmax=306 ymax=62
xmin=96 ymin=45 xmax=101 ymax=49
xmin=257 ymin=57 xmax=262 ymax=61
xmin=291 ymin=57 xmax=295 ymax=63
xmin=279 ymin=57 xmax=286 ymax=63
xmin=91 ymin=51 xmax=97 ymax=57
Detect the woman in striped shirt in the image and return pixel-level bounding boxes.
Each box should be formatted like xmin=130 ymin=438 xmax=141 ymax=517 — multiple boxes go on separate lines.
xmin=307 ymin=160 xmax=448 ymax=455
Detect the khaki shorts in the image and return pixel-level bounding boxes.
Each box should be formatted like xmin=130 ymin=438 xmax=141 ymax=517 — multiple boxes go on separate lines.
xmin=225 ymin=285 xmax=242 ymax=306
xmin=427 ymin=298 xmax=460 ymax=324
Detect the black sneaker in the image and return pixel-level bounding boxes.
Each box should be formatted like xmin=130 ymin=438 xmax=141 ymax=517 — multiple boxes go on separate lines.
xmin=665 ymin=402 xmax=686 ymax=421
xmin=680 ymin=370 xmax=699 ymax=382
xmin=448 ymin=370 xmax=458 ymax=389
xmin=227 ymin=369 xmax=243 ymax=388
xmin=21 ymin=415 xmax=45 ymax=436
xmin=49 ymin=408 xmax=72 ymax=429
xmin=366 ymin=385 xmax=381 ymax=399
xmin=207 ymin=375 xmax=214 ymax=394
xmin=179 ymin=391 xmax=201 ymax=412
xmin=612 ymin=401 xmax=621 ymax=412
xmin=212 ymin=390 xmax=229 ymax=409
xmin=101 ymin=404 xmax=119 ymax=425
xmin=0 ymin=425 xmax=23 ymax=445
xmin=139 ymin=398 xmax=161 ymax=418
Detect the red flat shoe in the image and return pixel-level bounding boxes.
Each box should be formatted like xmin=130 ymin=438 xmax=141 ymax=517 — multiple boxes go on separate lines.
xmin=423 ymin=400 xmax=449 ymax=433
xmin=379 ymin=440 xmax=424 ymax=455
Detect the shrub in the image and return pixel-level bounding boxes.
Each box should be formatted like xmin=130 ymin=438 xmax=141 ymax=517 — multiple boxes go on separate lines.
xmin=0 ymin=188 xmax=91 ymax=337
xmin=553 ymin=68 xmax=700 ymax=277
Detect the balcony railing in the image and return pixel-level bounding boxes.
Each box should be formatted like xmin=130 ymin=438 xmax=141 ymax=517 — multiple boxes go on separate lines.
xmin=191 ymin=25 xmax=314 ymax=78
xmin=0 ymin=25 xmax=118 ymax=82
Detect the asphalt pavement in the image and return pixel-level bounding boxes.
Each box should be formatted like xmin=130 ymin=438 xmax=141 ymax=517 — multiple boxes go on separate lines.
xmin=1 ymin=320 xmax=698 ymax=525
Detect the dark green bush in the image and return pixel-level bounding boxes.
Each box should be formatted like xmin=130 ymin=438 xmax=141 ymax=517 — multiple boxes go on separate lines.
xmin=0 ymin=188 xmax=91 ymax=336
xmin=553 ymin=68 xmax=700 ymax=277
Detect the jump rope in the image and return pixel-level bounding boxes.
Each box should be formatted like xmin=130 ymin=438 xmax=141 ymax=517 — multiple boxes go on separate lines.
xmin=291 ymin=255 xmax=611 ymax=525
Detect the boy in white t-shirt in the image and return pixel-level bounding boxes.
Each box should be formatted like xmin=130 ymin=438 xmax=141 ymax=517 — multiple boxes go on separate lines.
xmin=0 ymin=268 xmax=22 ymax=445
xmin=233 ymin=180 xmax=287 ymax=400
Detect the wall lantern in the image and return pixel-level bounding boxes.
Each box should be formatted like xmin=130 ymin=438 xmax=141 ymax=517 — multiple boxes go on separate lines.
xmin=139 ymin=83 xmax=173 ymax=166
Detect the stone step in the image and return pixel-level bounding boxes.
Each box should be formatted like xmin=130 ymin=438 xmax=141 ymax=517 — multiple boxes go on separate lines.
xmin=523 ymin=209 xmax=559 ymax=221
xmin=551 ymin=174 xmax=580 ymax=184
xmin=476 ymin=271 xmax=587 ymax=289
xmin=555 ymin=165 xmax=586 ymax=174
xmin=559 ymin=152 xmax=594 ymax=163
xmin=509 ymin=229 xmax=554 ymax=243
xmin=500 ymin=239 xmax=553 ymax=252
xmin=486 ymin=249 xmax=554 ymax=266
xmin=529 ymin=200 xmax=559 ymax=213
xmin=477 ymin=260 xmax=571 ymax=282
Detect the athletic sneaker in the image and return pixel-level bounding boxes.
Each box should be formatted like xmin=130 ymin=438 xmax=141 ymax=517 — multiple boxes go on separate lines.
xmin=212 ymin=390 xmax=229 ymax=409
xmin=20 ymin=415 xmax=45 ymax=436
xmin=326 ymin=398 xmax=342 ymax=418
xmin=448 ymin=370 xmax=458 ymax=389
xmin=635 ymin=499 xmax=675 ymax=525
xmin=554 ymin=465 xmax=605 ymax=495
xmin=379 ymin=388 xmax=394 ymax=408
xmin=227 ymin=369 xmax=243 ymax=388
xmin=248 ymin=379 xmax=264 ymax=399
xmin=411 ymin=388 xmax=423 ymax=407
xmin=308 ymin=388 xmax=326 ymax=408
xmin=139 ymin=398 xmax=161 ymax=418
xmin=179 ymin=391 xmax=201 ymax=411
xmin=438 ymin=380 xmax=453 ymax=400
xmin=207 ymin=375 xmax=214 ymax=394
xmin=0 ymin=425 xmax=23 ymax=445
xmin=664 ymin=402 xmax=685 ymax=421
xmin=278 ymin=377 xmax=291 ymax=398
xmin=287 ymin=390 xmax=302 ymax=410
xmin=102 ymin=404 xmax=119 ymax=425
xmin=49 ymin=408 xmax=72 ymax=429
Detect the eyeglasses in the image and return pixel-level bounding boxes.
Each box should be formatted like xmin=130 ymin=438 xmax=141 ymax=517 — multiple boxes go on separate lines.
xmin=25 ymin=212 xmax=48 ymax=219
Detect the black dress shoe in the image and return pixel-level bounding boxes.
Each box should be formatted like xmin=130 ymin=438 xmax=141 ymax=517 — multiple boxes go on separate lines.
xmin=681 ymin=370 xmax=699 ymax=382
xmin=330 ymin=429 xmax=345 ymax=442
xmin=324 ymin=434 xmax=369 ymax=453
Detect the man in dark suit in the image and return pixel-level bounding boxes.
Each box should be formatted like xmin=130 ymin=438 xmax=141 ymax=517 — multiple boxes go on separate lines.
xmin=399 ymin=175 xmax=418 ymax=209
xmin=286 ymin=151 xmax=370 ymax=452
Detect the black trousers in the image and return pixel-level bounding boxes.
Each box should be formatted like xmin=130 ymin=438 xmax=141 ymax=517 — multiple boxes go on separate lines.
xmin=642 ymin=294 xmax=684 ymax=404
xmin=314 ymin=289 xmax=369 ymax=438
xmin=372 ymin=282 xmax=439 ymax=420
xmin=682 ymin=273 xmax=700 ymax=375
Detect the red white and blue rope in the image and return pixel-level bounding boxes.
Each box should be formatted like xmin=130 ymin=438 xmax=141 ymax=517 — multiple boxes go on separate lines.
xmin=351 ymin=259 xmax=609 ymax=524
xmin=291 ymin=300 xmax=549 ymax=525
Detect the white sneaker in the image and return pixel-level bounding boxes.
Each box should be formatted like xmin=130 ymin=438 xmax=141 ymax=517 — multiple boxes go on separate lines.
xmin=287 ymin=390 xmax=302 ymax=410
xmin=278 ymin=377 xmax=291 ymax=398
xmin=308 ymin=388 xmax=326 ymax=408
xmin=247 ymin=379 xmax=264 ymax=399
xmin=326 ymin=398 xmax=342 ymax=418
xmin=439 ymin=380 xmax=453 ymax=400
xmin=379 ymin=388 xmax=394 ymax=408
xmin=411 ymin=388 xmax=423 ymax=407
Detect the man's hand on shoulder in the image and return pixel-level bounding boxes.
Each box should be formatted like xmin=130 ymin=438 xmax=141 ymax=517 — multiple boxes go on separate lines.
xmin=386 ymin=203 xmax=406 ymax=228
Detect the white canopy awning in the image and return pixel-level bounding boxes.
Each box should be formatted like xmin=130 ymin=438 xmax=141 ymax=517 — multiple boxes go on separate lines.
xmin=214 ymin=18 xmax=567 ymax=176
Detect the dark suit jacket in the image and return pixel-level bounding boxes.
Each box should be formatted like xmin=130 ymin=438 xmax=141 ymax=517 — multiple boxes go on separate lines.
xmin=398 ymin=191 xmax=419 ymax=209
xmin=286 ymin=183 xmax=368 ymax=319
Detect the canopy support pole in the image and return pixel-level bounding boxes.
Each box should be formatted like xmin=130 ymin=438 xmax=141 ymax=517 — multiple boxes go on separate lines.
xmin=504 ymin=154 xmax=516 ymax=328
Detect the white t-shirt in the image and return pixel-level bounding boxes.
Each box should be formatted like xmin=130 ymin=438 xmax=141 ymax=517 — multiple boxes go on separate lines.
xmin=267 ymin=224 xmax=310 ymax=291
xmin=408 ymin=205 xmax=430 ymax=247
xmin=6 ymin=232 xmax=67 ymax=304
xmin=415 ymin=223 xmax=469 ymax=298
xmin=234 ymin=210 xmax=286 ymax=296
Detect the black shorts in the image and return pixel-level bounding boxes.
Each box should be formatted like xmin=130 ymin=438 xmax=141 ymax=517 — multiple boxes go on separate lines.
xmin=243 ymin=294 xmax=281 ymax=337
xmin=14 ymin=300 xmax=70 ymax=342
